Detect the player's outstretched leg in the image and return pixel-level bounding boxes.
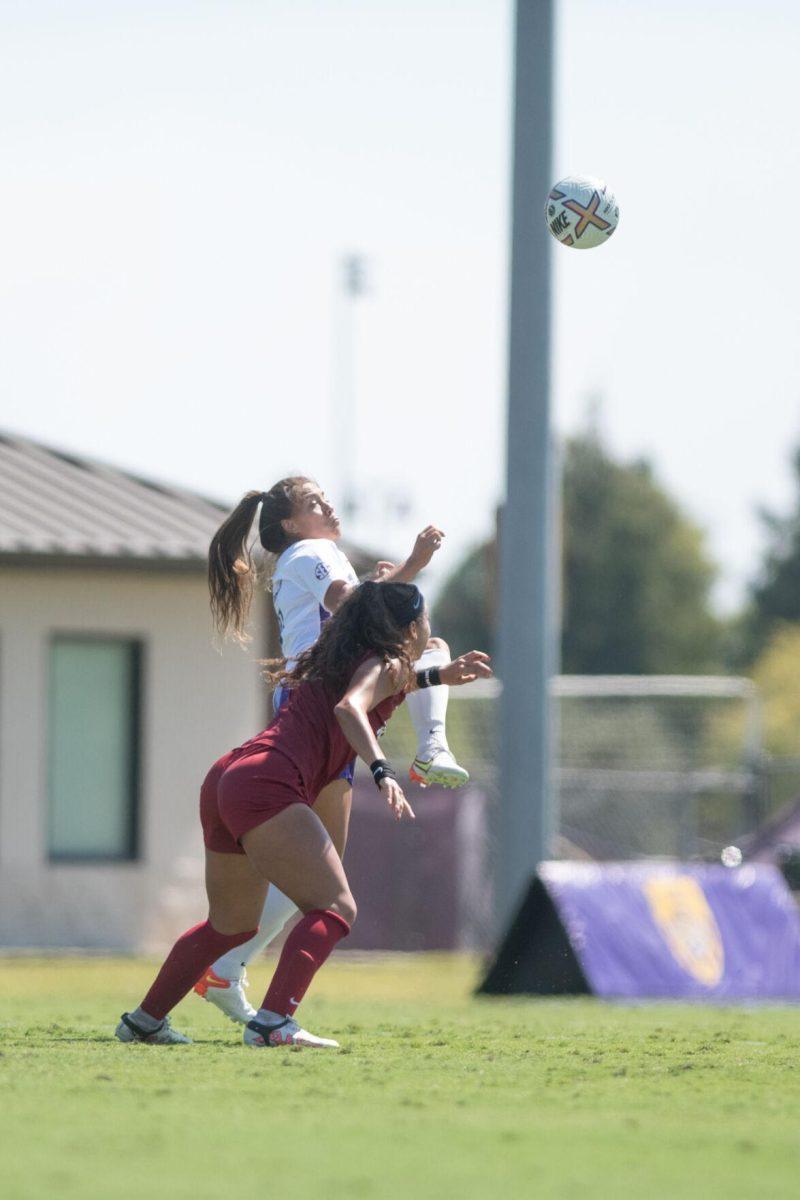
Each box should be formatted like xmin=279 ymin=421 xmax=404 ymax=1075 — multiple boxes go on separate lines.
xmin=243 ymin=909 xmax=348 ymax=1049
xmin=193 ymin=885 xmax=297 ymax=1024
xmin=406 ymin=637 xmax=469 ymax=788
xmin=194 ymin=777 xmax=352 ymax=1027
xmin=115 ymin=918 xmax=258 ymax=1046
xmin=239 ymin=807 xmax=353 ymax=1050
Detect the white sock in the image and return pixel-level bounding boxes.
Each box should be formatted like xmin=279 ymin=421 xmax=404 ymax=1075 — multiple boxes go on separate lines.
xmin=406 ymin=644 xmax=450 ymax=759
xmin=129 ymin=1006 xmax=161 ymax=1031
xmin=211 ymin=886 xmax=299 ymax=980
xmin=255 ymin=1008 xmax=286 ymax=1024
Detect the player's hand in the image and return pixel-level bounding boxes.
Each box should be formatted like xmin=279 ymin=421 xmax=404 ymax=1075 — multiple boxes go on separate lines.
xmin=372 ymin=560 xmax=396 ymax=580
xmin=408 ymin=526 xmax=445 ymax=571
xmin=379 ymin=776 xmax=415 ymax=821
xmin=439 ymin=651 xmax=493 ymax=687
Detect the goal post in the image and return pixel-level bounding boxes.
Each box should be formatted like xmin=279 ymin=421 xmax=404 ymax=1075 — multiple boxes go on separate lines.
xmin=379 ymin=674 xmax=765 ymax=865
xmin=552 ymin=675 xmax=764 ymax=861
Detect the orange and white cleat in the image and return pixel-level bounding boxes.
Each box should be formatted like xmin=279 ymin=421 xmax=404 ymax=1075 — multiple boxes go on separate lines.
xmin=409 ymin=747 xmax=469 ymax=789
xmin=194 ymin=967 xmax=256 ymax=1024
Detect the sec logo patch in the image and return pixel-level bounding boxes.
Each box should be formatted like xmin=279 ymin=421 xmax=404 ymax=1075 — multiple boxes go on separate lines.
xmin=315 ymin=562 xmax=331 ymax=581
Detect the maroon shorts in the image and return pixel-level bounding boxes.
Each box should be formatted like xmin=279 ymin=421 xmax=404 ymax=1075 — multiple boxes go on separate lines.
xmin=200 ymin=748 xmax=309 ymax=855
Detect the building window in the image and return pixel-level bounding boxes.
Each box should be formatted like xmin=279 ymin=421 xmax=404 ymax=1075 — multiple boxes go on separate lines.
xmin=47 ymin=637 xmax=141 ymax=861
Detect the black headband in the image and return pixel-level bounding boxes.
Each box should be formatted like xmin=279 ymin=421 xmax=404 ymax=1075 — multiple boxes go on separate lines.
xmin=366 ymin=581 xmax=424 ymax=627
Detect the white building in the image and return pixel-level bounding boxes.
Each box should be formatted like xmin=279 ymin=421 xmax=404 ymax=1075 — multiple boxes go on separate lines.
xmin=0 ymin=430 xmax=486 ymax=953
xmin=0 ymin=431 xmax=275 ymax=950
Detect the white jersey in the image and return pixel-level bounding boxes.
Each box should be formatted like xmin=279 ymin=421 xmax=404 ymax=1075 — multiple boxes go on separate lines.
xmin=272 ymin=538 xmax=359 ymax=668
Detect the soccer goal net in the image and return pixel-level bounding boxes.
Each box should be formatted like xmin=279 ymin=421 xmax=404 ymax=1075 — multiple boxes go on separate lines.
xmin=378 ymin=675 xmax=765 ymax=862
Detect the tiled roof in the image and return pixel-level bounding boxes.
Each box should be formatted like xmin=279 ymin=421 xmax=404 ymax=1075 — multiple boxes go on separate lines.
xmin=0 ymin=430 xmax=372 ymax=572
xmin=0 ymin=430 xmax=231 ymax=567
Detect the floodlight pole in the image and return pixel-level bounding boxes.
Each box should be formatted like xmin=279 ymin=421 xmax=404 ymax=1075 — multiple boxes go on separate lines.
xmin=334 ymin=253 xmax=367 ymax=523
xmin=495 ymin=0 xmax=557 ymax=938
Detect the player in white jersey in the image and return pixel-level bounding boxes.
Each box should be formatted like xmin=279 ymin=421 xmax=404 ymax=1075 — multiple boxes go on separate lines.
xmin=272 ymin=536 xmax=360 ymax=670
xmin=194 ymin=475 xmax=469 ymax=1023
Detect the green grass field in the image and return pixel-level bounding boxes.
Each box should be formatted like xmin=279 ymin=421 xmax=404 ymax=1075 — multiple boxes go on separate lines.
xmin=1 ymin=953 xmax=799 ymax=1200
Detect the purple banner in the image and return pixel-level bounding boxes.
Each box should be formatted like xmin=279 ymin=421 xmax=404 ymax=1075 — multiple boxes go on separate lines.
xmin=540 ymin=861 xmax=800 ymax=1000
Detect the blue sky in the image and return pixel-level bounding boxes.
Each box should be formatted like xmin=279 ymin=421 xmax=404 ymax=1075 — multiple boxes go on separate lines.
xmin=2 ymin=0 xmax=799 ymax=611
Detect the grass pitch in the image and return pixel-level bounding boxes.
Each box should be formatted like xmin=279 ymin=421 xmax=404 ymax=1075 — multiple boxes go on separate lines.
xmin=1 ymin=954 xmax=799 ymax=1200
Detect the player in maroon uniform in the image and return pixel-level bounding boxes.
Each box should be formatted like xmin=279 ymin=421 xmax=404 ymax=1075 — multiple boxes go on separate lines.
xmin=115 ymin=581 xmax=491 ymax=1048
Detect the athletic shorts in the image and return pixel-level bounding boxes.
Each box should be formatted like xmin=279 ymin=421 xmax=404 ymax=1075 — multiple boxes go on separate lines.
xmin=200 ymin=747 xmax=310 ymax=856
xmin=273 ymin=685 xmax=355 ymax=785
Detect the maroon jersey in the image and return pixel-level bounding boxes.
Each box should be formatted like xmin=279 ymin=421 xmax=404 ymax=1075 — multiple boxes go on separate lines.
xmin=227 ymin=674 xmax=405 ymax=802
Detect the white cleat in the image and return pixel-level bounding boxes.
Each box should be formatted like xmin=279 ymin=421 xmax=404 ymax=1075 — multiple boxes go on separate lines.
xmin=193 ymin=967 xmax=257 ymax=1024
xmin=244 ymin=1014 xmax=339 ymax=1049
xmin=115 ymin=1013 xmax=192 ymax=1044
xmin=410 ymin=747 xmax=469 ymax=789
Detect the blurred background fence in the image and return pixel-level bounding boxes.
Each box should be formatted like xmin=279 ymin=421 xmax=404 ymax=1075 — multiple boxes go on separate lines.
xmin=341 ymin=674 xmax=800 ymax=952
xmin=380 ymin=675 xmax=770 ymax=863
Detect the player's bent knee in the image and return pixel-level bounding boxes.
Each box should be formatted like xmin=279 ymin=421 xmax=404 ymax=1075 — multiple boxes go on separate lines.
xmin=209 ymin=915 xmax=260 ymax=938
xmin=330 ymin=894 xmax=357 ymax=927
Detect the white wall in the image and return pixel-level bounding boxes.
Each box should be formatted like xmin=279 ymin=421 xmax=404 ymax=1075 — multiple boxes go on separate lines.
xmin=0 ymin=566 xmax=268 ymax=951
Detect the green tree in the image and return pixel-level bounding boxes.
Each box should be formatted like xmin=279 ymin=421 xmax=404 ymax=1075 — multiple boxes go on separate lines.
xmin=433 ymin=540 xmax=496 ymax=657
xmin=434 ymin=427 xmax=722 ymax=673
xmin=738 ymin=622 xmax=800 ymax=757
xmin=743 ymin=448 xmax=800 ymax=661
xmin=561 ymin=428 xmax=720 ymax=673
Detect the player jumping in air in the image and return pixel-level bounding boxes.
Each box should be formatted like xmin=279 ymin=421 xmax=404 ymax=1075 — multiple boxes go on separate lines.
xmin=115 ymin=581 xmax=491 ymax=1047
xmin=193 ymin=476 xmax=469 ymax=1023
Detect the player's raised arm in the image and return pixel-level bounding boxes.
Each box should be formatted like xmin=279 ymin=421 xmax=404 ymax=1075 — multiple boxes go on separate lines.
xmin=322 ymin=578 xmax=354 ymax=612
xmin=380 ymin=526 xmax=445 ymax=584
xmin=438 ymin=651 xmax=493 ymax=687
xmin=406 ymin=650 xmax=493 ymax=691
xmin=407 ymin=652 xmax=494 ymax=691
xmin=334 ymin=656 xmax=415 ymax=822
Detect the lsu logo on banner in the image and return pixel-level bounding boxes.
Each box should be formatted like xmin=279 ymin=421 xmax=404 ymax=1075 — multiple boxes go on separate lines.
xmin=643 ymin=876 xmax=724 ymax=987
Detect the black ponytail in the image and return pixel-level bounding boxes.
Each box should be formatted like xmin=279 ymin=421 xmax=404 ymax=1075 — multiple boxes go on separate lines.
xmin=208 ymin=475 xmax=312 ymax=641
xmin=208 ymin=491 xmax=264 ymax=641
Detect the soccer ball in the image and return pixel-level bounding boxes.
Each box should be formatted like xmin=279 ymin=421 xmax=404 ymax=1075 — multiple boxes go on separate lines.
xmin=545 ymin=175 xmax=619 ymax=249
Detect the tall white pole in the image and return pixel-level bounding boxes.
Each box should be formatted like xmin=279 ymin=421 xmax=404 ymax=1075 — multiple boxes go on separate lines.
xmin=494 ymin=0 xmax=557 ymax=938
xmin=334 ymin=253 xmax=367 ymax=523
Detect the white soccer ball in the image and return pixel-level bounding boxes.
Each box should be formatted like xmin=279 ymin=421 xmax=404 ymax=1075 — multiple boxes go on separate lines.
xmin=545 ymin=175 xmax=619 ymax=249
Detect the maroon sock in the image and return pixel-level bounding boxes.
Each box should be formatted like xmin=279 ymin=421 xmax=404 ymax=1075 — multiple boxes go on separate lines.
xmin=261 ymin=908 xmax=350 ymax=1017
xmin=139 ymin=920 xmax=258 ymax=1020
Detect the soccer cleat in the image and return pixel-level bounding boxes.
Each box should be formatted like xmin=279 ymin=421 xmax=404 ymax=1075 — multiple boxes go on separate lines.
xmin=193 ymin=967 xmax=257 ymax=1024
xmin=244 ymin=1015 xmax=339 ymax=1049
xmin=409 ymin=747 xmax=469 ymax=789
xmin=115 ymin=1013 xmax=192 ymax=1044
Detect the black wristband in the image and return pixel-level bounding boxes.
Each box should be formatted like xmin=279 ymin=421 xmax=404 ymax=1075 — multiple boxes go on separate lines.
xmin=370 ymin=758 xmax=397 ymax=787
xmin=415 ymin=665 xmax=443 ymax=689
